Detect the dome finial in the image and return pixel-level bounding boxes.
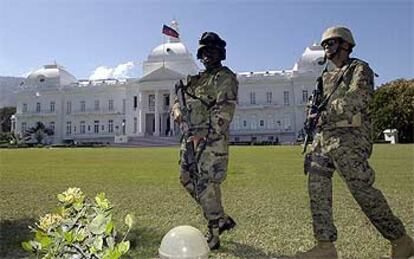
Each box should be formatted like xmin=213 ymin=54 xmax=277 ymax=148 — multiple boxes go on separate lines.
xmin=170 ymin=19 xmax=179 ymax=32
xmin=168 ymin=19 xmax=180 ymax=43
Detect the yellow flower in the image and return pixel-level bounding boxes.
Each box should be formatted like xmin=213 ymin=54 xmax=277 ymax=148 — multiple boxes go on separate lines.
xmin=38 ymin=213 xmax=63 ymax=231
xmin=61 ymin=187 xmax=85 ymax=204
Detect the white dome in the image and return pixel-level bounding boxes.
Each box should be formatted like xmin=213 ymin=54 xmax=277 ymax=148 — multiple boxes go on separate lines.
xmin=293 ymin=43 xmax=325 ymax=72
xmin=149 ymin=42 xmax=190 ymax=61
xmin=142 ymin=20 xmax=199 ymax=76
xmin=143 ymin=41 xmax=198 ymax=76
xmin=26 ymin=64 xmax=77 ymax=88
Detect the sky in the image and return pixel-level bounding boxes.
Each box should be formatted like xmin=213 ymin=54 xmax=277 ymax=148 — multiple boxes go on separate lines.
xmin=0 ymin=0 xmax=412 ymax=85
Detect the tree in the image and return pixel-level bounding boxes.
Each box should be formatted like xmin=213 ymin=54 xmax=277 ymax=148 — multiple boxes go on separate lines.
xmin=371 ymin=79 xmax=414 ymax=143
xmin=24 ymin=121 xmax=54 ymax=145
xmin=0 ymin=106 xmax=16 ymax=132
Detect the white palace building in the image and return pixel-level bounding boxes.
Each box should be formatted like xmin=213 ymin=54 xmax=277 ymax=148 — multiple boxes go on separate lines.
xmin=12 ymin=22 xmax=324 ymax=145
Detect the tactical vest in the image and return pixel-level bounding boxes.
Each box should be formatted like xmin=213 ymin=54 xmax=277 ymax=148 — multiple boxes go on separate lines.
xmin=319 ymin=58 xmax=374 ymax=132
xmin=184 ymin=66 xmax=236 ymax=137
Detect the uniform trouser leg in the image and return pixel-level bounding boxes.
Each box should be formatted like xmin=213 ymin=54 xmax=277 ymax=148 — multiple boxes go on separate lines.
xmin=306 ymin=152 xmax=338 ymax=241
xmin=180 ymin=168 xmax=224 ymax=221
xmin=198 ymin=143 xmax=227 ymax=222
xmin=179 ymin=141 xmax=227 ymax=222
xmin=199 ymin=182 xmax=224 ymax=221
xmin=331 ymin=146 xmax=406 ymax=241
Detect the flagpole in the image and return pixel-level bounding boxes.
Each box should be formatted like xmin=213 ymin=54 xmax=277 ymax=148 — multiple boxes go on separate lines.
xmin=162 ymin=35 xmax=166 ymax=68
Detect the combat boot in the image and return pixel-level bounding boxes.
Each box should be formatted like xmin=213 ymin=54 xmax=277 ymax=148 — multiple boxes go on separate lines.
xmin=390 ymin=234 xmax=414 ymax=259
xmin=294 ymin=241 xmax=338 ymax=259
xmin=206 ymin=220 xmax=220 ymax=250
xmin=219 ymin=215 xmax=237 ymax=235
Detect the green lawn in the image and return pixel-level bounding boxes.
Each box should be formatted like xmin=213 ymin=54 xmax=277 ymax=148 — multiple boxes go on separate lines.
xmin=1 ymin=145 xmax=413 ymax=258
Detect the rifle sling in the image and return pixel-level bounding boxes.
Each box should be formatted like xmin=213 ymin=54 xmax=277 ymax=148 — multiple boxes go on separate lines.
xmin=318 ymin=60 xmax=354 ymax=111
xmin=182 ymin=89 xmax=216 ymax=109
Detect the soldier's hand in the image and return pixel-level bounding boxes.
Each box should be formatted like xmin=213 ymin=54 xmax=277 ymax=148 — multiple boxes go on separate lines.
xmin=187 ymin=135 xmax=205 ymax=150
xmin=175 ymin=114 xmax=183 ymax=124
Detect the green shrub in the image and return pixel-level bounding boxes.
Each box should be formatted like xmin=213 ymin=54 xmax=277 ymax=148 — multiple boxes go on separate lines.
xmin=22 ymin=187 xmax=134 ymax=259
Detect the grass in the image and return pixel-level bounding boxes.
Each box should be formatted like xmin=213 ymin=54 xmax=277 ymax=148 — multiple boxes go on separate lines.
xmin=0 ymin=145 xmax=413 ymax=258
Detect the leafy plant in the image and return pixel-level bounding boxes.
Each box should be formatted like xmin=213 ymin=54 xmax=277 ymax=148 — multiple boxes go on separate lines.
xmin=22 ymin=187 xmax=134 ymax=259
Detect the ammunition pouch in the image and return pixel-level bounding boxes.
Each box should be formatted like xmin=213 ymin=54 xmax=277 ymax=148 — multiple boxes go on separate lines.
xmin=304 ymin=153 xmax=335 ymax=177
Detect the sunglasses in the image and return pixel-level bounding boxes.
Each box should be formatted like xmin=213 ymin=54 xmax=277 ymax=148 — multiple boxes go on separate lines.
xmin=321 ymin=38 xmax=339 ymax=48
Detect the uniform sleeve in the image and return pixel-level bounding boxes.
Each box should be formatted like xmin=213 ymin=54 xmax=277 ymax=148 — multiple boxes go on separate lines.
xmin=210 ymin=71 xmax=239 ymax=135
xmin=328 ymin=63 xmax=374 ymax=124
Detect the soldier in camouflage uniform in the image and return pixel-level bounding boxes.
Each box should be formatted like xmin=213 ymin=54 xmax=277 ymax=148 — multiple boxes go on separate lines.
xmin=295 ymin=26 xmax=414 ymax=258
xmin=171 ymin=32 xmax=238 ymax=250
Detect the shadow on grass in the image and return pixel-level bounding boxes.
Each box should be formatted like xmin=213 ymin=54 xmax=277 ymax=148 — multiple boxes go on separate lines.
xmin=0 ymin=218 xmax=33 ymax=259
xmin=219 ymin=240 xmax=287 ymax=258
xmin=124 ymin=226 xmax=164 ymax=258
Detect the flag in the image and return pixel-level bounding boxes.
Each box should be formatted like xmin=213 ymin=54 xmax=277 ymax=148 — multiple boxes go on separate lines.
xmin=162 ymin=24 xmax=179 ymax=38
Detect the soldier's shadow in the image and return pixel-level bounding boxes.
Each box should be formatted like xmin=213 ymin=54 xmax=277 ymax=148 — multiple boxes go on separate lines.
xmin=219 ymin=240 xmax=288 ymax=258
xmin=127 ymin=226 xmax=164 ymax=250
xmin=0 ymin=218 xmax=34 ymax=259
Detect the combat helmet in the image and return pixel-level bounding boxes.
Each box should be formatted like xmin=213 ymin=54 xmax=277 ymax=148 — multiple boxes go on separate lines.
xmin=196 ymin=32 xmax=226 ymax=60
xmin=321 ymin=26 xmax=355 ymax=47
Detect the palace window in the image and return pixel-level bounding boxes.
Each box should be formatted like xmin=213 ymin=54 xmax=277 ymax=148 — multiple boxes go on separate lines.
xmin=302 ymin=90 xmax=309 ymax=103
xmin=260 ymin=120 xmax=265 ymax=127
xmin=148 ymin=95 xmax=155 ymax=111
xmin=266 ymin=92 xmax=272 ymax=104
xmin=23 ymin=103 xmax=27 ymax=112
xmin=50 ymin=101 xmax=55 ymax=112
xmin=133 ymin=96 xmax=137 ymax=109
xmin=21 ymin=122 xmax=27 ymax=132
xmin=36 ymin=102 xmax=41 ymax=112
xmin=250 ymin=92 xmax=256 ymax=105
xmin=66 ymin=121 xmax=72 ymax=135
xmin=66 ymin=101 xmax=71 ymax=114
xmin=283 ymin=91 xmax=290 ymax=106
xmin=109 ymin=99 xmax=114 ymax=111
xmin=94 ymin=120 xmax=100 ymax=133
xmin=122 ymin=99 xmax=126 ymax=114
xmin=80 ymin=121 xmax=86 ymax=134
xmin=134 ymin=117 xmax=137 ymax=133
xmin=94 ymin=100 xmax=100 ymax=111
xmin=108 ymin=120 xmax=114 ymax=133
xmin=49 ymin=121 xmax=55 ymax=132
xmin=80 ymin=101 xmax=86 ymax=112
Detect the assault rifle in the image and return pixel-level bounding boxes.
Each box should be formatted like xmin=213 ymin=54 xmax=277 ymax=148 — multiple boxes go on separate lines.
xmin=302 ymin=59 xmax=351 ymax=154
xmin=175 ymin=80 xmax=200 ymax=200
xmin=302 ymin=63 xmax=328 ymax=154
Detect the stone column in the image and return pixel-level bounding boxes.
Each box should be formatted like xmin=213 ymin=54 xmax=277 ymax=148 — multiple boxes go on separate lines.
xmin=138 ymin=92 xmax=145 ymax=136
xmin=154 ymin=90 xmax=160 ymax=136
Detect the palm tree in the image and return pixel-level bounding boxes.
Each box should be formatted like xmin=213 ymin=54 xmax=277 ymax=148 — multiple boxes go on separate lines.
xmin=24 ymin=122 xmax=54 ymax=145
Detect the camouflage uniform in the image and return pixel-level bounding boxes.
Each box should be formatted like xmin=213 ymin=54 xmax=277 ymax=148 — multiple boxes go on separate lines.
xmin=305 ymin=58 xmax=406 ymax=242
xmin=173 ymin=66 xmax=238 ymax=222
